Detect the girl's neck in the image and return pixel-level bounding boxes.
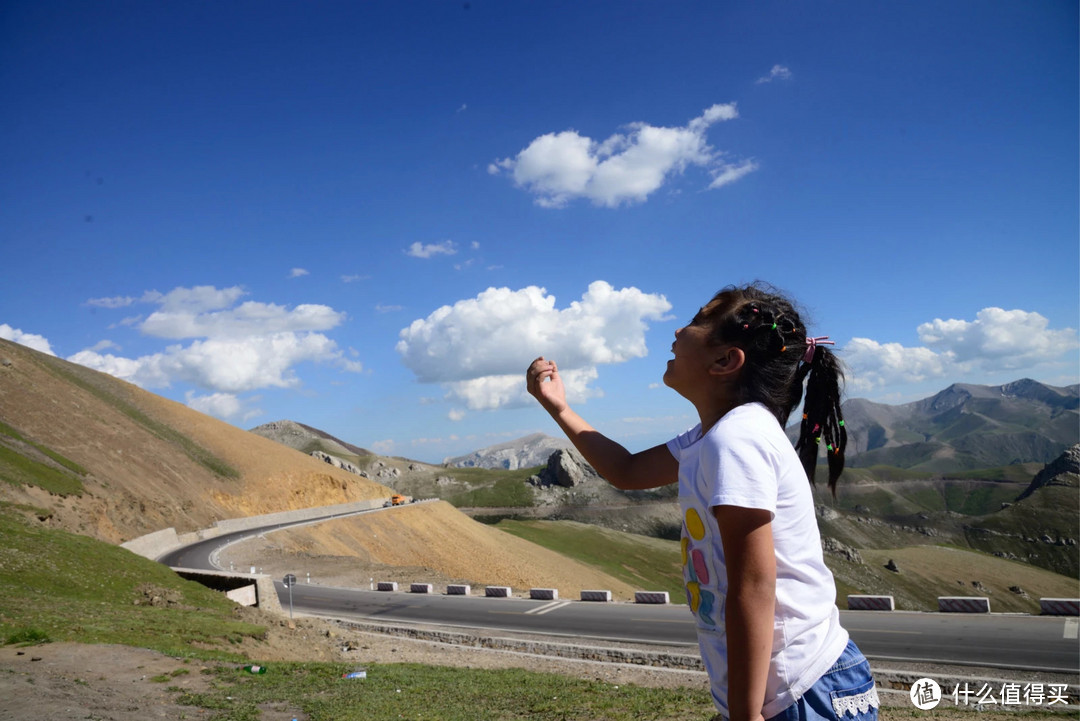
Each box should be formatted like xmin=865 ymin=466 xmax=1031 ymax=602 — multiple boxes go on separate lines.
xmin=696 ymin=394 xmax=743 ymax=436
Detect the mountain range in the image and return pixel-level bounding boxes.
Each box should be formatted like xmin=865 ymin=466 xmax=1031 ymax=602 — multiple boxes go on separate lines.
xmin=406 ymin=378 xmax=1078 ymax=474
xmin=839 ymin=379 xmax=1077 ymax=471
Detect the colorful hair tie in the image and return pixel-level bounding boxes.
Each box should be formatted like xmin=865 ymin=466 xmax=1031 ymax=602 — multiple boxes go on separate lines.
xmin=838 ymin=420 xmax=845 ymax=427
xmin=803 ymin=336 xmax=836 ymax=364
xmin=771 ymin=322 xmax=777 ymax=330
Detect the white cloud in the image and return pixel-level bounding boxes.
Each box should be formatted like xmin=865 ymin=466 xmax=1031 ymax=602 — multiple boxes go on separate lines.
xmin=371 ymin=439 xmax=396 ymax=455
xmin=184 ymin=391 xmax=262 ymax=422
xmin=86 ymin=296 xmax=135 ymax=309
xmin=289 ymin=268 xmax=310 ymax=278
xmin=709 ymin=159 xmax=760 ymax=189
xmin=70 ymin=332 xmax=356 ymax=393
xmin=0 ymin=324 xmax=56 ymax=355
xmin=756 ymin=64 xmax=792 ymax=84
xmin=141 ymin=301 xmax=345 ymax=339
xmin=844 ymin=307 xmax=1079 ymax=391
xmin=916 ymin=308 xmax=1077 ymax=370
xmin=89 ymin=339 xmax=120 ymax=352
xmin=490 ymin=103 xmax=753 ymax=207
xmin=448 ymin=408 xmax=466 ymax=421
xmin=65 ymin=285 xmax=362 ymax=397
xmin=152 ymin=286 xmax=242 ymax=313
xmin=375 ymin=303 xmax=403 ymax=313
xmin=406 ymin=240 xmax=457 ymax=259
xmin=341 ymin=274 xmax=369 ymax=283
xmin=86 ymin=290 xmax=162 ymax=309
xmin=396 ymin=281 xmax=670 ymax=409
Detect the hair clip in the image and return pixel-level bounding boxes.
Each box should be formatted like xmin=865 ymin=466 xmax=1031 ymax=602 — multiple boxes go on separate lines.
xmin=826 ymin=443 xmax=834 ymax=452
xmin=838 ymin=420 xmax=845 ymax=427
xmin=780 ymin=345 xmax=787 ymax=352
xmin=771 ymin=322 xmax=777 ymax=330
xmin=802 ymin=413 xmax=808 ymax=419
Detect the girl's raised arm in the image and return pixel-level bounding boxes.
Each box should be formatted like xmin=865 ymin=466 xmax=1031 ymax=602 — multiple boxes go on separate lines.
xmin=526 ymin=357 xmax=677 ymax=490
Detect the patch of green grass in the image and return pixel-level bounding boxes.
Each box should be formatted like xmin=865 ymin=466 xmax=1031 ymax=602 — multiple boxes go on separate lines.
xmin=0 ymin=510 xmax=264 ymax=660
xmin=0 ymin=420 xmax=88 ymax=475
xmin=3 ymin=627 xmax=51 ymax=645
xmin=446 ymin=469 xmax=539 ymax=508
xmin=0 ymin=444 xmax=84 ymax=495
xmin=176 ymin=661 xmax=716 ymax=721
xmin=37 ymin=359 xmax=239 ymax=480
xmin=496 ymin=519 xmax=685 ymax=598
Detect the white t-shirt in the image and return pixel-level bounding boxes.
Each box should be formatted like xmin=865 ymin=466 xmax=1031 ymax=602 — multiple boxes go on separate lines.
xmin=667 ymin=402 xmax=849 ymax=719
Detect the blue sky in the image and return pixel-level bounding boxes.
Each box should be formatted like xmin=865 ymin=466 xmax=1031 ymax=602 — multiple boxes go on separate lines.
xmin=2 ymin=1 xmax=1077 ymax=463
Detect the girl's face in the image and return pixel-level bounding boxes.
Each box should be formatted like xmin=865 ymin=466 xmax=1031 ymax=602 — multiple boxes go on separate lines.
xmin=662 ymin=314 xmax=718 ymax=400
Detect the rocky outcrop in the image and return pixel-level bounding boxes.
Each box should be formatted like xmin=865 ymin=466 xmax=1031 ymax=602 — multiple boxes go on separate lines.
xmin=527 ymin=448 xmax=602 ymax=489
xmin=311 ymin=451 xmax=369 ymax=478
xmin=1014 ymin=444 xmax=1079 ymax=502
xmin=446 ymin=433 xmax=572 ymax=470
xmin=821 ymin=536 xmax=863 ymax=564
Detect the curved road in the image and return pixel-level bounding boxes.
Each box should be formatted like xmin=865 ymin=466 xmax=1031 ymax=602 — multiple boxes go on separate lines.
xmin=161 ymin=505 xmax=1080 ymax=674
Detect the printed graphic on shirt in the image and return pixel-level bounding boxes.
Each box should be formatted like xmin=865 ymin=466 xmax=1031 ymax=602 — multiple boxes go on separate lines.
xmin=682 ymin=506 xmax=718 ymax=627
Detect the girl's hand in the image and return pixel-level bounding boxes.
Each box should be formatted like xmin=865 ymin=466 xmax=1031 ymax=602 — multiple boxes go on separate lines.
xmin=526 ymin=356 xmax=567 ymax=415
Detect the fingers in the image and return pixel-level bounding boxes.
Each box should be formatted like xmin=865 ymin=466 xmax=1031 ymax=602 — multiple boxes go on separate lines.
xmin=526 ymin=357 xmax=558 ymax=392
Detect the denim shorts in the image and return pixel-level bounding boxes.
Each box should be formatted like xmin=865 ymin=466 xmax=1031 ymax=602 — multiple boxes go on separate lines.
xmin=766 ymin=640 xmax=879 ymax=721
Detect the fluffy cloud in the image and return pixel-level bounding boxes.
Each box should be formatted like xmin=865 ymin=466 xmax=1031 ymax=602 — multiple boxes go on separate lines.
xmin=397 ymin=281 xmax=670 ymax=409
xmin=141 ymin=302 xmax=345 ymax=339
xmin=184 ymin=391 xmax=262 ymax=422
xmin=756 ymin=64 xmax=792 ymax=84
xmin=844 ymin=307 xmax=1079 ymax=391
xmin=289 ymin=268 xmax=310 ymax=278
xmin=489 ymin=104 xmax=753 ymax=208
xmin=65 ymin=285 xmax=361 ymax=418
xmin=0 ymin=324 xmax=56 ymax=355
xmin=406 ymin=240 xmax=457 ymax=259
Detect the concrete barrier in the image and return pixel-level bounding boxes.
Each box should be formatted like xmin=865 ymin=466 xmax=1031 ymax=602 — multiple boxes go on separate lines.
xmin=848 ymin=595 xmax=896 ymax=611
xmin=123 ymin=498 xmax=388 ymax=562
xmin=226 ymin=585 xmax=257 ymax=606
xmin=410 ymin=583 xmax=434 ymax=594
xmin=580 ymin=590 xmax=612 ymax=602
xmin=376 ymin=581 xmax=399 ymax=592
xmin=120 ymin=527 xmax=182 ymax=561
xmin=210 ymin=498 xmax=385 ymax=535
xmin=485 ymin=586 xmax=512 ymax=598
xmin=530 ymin=588 xmax=559 ymax=600
xmin=1040 ymin=598 xmax=1080 ymax=616
xmin=938 ymin=596 xmax=990 ymax=613
xmin=634 ymin=591 xmax=670 ymax=604
xmin=446 ymin=584 xmax=471 ymax=595
xmin=171 ymin=567 xmax=282 ymax=613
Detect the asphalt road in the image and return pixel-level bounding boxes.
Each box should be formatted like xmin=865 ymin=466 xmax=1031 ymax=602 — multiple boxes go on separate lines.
xmin=279 ymin=582 xmax=1080 ymax=673
xmin=159 ymin=504 xmax=1080 ymax=674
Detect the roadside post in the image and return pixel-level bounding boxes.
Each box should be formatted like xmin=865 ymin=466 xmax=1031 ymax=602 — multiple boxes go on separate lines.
xmin=283 ymin=573 xmax=296 ymax=619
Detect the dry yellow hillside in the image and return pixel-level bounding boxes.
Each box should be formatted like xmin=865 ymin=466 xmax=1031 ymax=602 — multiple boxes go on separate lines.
xmin=240 ymin=501 xmax=639 ymax=597
xmin=0 ymin=338 xmax=635 ymax=595
xmin=0 ymin=338 xmax=389 ymax=542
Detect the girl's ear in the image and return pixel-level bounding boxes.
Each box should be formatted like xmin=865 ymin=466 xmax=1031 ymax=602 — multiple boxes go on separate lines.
xmin=709 ymin=345 xmax=745 ymax=377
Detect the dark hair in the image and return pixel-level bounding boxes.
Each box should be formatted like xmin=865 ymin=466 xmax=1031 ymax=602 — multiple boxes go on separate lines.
xmin=697 ymin=282 xmax=847 ymax=493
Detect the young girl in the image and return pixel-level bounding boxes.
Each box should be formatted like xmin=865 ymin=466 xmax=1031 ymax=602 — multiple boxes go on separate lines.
xmin=526 ymin=283 xmax=878 ymax=721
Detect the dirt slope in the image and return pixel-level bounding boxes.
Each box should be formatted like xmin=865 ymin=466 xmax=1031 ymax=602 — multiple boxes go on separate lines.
xmin=0 ymin=339 xmax=633 ymax=594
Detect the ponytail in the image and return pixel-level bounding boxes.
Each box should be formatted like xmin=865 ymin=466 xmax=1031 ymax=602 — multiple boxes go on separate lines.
xmin=794 ymin=346 xmax=846 ymax=495
xmin=699 ymin=282 xmax=848 ymax=494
